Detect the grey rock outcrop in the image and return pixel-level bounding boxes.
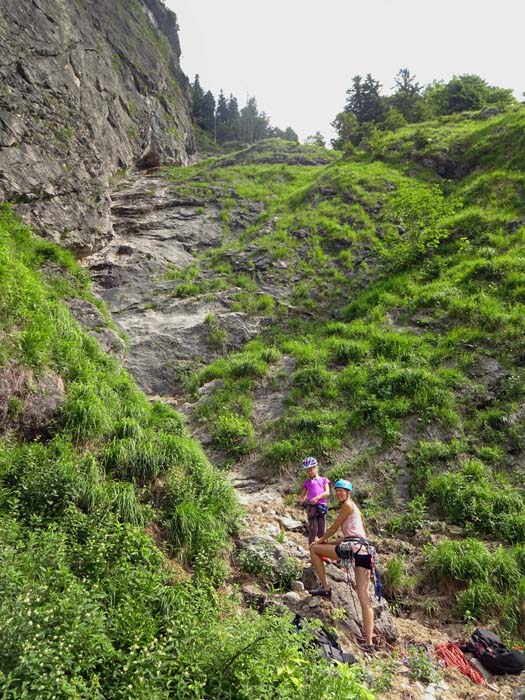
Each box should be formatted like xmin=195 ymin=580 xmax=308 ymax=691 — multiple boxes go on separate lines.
xmin=66 ymin=297 xmax=126 ymax=359
xmin=0 ymin=365 xmax=65 ymax=439
xmin=303 ymin=564 xmax=398 ymax=643
xmin=85 ymin=173 xmax=263 ymax=397
xmin=0 ymin=0 xmax=194 ymax=254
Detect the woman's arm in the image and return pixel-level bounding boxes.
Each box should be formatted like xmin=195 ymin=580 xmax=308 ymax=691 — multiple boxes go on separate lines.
xmin=316 ymin=500 xmax=353 ymax=544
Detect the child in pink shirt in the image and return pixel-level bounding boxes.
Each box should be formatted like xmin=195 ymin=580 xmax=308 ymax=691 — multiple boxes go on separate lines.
xmin=297 ymin=456 xmax=331 ymax=544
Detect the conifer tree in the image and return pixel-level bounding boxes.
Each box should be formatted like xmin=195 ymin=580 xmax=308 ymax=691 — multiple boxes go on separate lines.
xmin=215 ymin=90 xmax=230 ymax=142
xmin=239 ymin=97 xmax=269 ymax=143
xmin=283 ymin=126 xmax=299 ymax=142
xmin=227 ymin=94 xmax=240 ymax=123
xmin=345 ymin=74 xmax=386 ymax=124
xmin=191 ymin=74 xmax=204 ymax=119
xmin=389 ymin=68 xmax=424 ymax=122
xmin=200 ymin=90 xmax=216 ymax=133
xmin=216 ymin=90 xmax=228 ymax=124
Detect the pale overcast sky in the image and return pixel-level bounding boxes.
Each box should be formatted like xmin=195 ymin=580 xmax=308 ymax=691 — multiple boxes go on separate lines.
xmin=166 ymin=0 xmax=525 ymax=142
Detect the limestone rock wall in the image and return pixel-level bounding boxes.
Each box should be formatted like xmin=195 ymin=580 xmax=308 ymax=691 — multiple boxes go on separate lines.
xmin=0 ymin=0 xmax=195 ymax=254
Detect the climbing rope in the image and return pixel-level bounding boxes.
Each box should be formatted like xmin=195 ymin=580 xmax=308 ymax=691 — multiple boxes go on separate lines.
xmin=435 ymin=642 xmax=485 ymax=685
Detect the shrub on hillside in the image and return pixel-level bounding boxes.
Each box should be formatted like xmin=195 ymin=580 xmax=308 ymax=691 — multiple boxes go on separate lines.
xmin=428 ymin=459 xmax=524 ymax=540
xmin=211 ymin=411 xmax=256 ymax=455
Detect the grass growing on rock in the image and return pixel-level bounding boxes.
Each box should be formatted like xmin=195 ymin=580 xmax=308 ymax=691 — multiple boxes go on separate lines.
xmin=166 ymin=115 xmax=525 ymax=635
xmin=0 ymin=206 xmax=379 ymax=700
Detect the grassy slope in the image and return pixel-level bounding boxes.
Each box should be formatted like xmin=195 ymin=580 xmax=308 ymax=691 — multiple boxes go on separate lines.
xmin=166 ymin=110 xmax=525 ymax=638
xmin=0 ymin=206 xmax=371 ymax=699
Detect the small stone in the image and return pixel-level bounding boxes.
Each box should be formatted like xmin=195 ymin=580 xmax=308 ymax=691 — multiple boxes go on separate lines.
xmin=277 ymin=515 xmax=303 ymax=531
xmin=263 ymin=524 xmax=279 ymax=538
xmin=291 ymin=581 xmax=304 ymax=593
xmin=308 ymin=597 xmax=320 ymax=608
xmin=284 ymin=592 xmax=301 ymax=603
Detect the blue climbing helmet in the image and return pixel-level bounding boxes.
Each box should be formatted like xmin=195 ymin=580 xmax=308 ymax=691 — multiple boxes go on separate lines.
xmin=302 ymin=456 xmax=318 ymax=469
xmin=334 ymin=479 xmax=353 ymax=492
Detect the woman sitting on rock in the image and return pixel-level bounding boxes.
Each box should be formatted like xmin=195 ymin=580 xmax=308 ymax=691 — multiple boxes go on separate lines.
xmin=309 ymin=479 xmax=375 ymax=650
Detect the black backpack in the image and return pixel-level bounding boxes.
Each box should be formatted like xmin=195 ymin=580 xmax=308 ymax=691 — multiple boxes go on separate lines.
xmin=463 ymin=628 xmax=525 ymax=676
xmin=291 ymin=613 xmax=356 ymax=666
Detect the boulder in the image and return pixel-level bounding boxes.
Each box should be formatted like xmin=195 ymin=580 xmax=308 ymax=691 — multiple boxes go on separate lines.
xmin=0 ymin=0 xmax=194 ymax=253
xmin=0 ymin=365 xmax=65 ymax=439
xmin=302 ymin=564 xmax=398 ymax=643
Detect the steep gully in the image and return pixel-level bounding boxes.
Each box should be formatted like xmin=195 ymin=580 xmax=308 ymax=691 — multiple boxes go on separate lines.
xmin=84 ymin=173 xmax=523 ymax=700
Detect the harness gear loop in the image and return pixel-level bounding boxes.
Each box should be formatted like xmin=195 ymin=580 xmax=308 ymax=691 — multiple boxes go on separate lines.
xmin=338 ymin=536 xmax=383 ymax=601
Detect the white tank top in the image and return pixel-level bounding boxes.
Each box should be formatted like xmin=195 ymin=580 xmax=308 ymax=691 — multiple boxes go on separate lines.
xmin=341 ymin=501 xmax=366 ymax=540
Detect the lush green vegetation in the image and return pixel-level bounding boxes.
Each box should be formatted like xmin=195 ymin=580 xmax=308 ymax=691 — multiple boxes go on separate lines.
xmin=165 ymin=104 xmax=525 ymax=637
xmin=331 ymin=69 xmax=517 ymax=149
xmin=3 ymin=73 xmax=525 ymax=693
xmin=0 ymin=206 xmax=373 ymax=698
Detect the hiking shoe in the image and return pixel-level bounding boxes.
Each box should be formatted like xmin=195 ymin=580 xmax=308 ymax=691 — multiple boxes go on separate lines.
xmin=309 ymin=587 xmax=332 ymax=598
xmin=359 ymin=643 xmax=375 ymax=656
xmin=321 ymin=556 xmax=331 ymax=563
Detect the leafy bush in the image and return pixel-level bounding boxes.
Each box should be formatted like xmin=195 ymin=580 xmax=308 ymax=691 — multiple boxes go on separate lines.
xmin=148 ymin=401 xmax=186 ymax=436
xmin=261 ymin=440 xmax=301 ymax=470
xmin=105 ymin=481 xmax=144 ymax=525
xmin=407 ymin=644 xmax=441 ymax=683
xmin=237 ymin=541 xmax=302 ymax=591
xmin=0 ymin=439 xmax=80 ymax=521
xmin=173 ymin=281 xmax=201 ymax=297
xmin=455 ymin=582 xmax=502 ymax=622
xmin=428 ymin=459 xmax=524 ymax=540
xmin=211 ymin=412 xmax=256 ymax=455
xmin=386 ymin=495 xmax=427 ymax=536
xmin=426 ymin=538 xmax=492 ymax=583
xmin=229 ymin=354 xmax=268 ymax=379
xmin=59 ymin=382 xmax=114 ymax=443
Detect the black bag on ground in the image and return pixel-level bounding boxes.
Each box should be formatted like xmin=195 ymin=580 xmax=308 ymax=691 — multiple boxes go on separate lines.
xmin=291 ymin=613 xmax=356 ymax=665
xmin=463 ymin=628 xmax=525 ymax=675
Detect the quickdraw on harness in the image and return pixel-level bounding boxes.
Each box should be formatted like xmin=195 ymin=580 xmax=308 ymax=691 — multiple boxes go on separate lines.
xmin=337 ymin=536 xmax=383 ymax=601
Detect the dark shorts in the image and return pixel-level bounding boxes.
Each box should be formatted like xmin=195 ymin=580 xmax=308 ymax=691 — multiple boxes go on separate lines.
xmin=335 ymin=544 xmax=372 ymax=570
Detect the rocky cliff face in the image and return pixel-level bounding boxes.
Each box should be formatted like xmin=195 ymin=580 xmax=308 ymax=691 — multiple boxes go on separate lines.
xmin=0 ymin=0 xmax=194 ymax=254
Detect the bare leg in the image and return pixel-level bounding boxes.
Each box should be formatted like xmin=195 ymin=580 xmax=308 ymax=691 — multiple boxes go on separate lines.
xmin=309 ymin=542 xmax=338 ymax=590
xmin=355 ymin=566 xmax=374 ymax=645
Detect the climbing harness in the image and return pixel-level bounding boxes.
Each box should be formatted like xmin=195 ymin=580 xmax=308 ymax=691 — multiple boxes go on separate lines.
xmin=302 ymin=499 xmax=328 ymax=516
xmin=337 ymin=536 xmax=383 ymax=601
